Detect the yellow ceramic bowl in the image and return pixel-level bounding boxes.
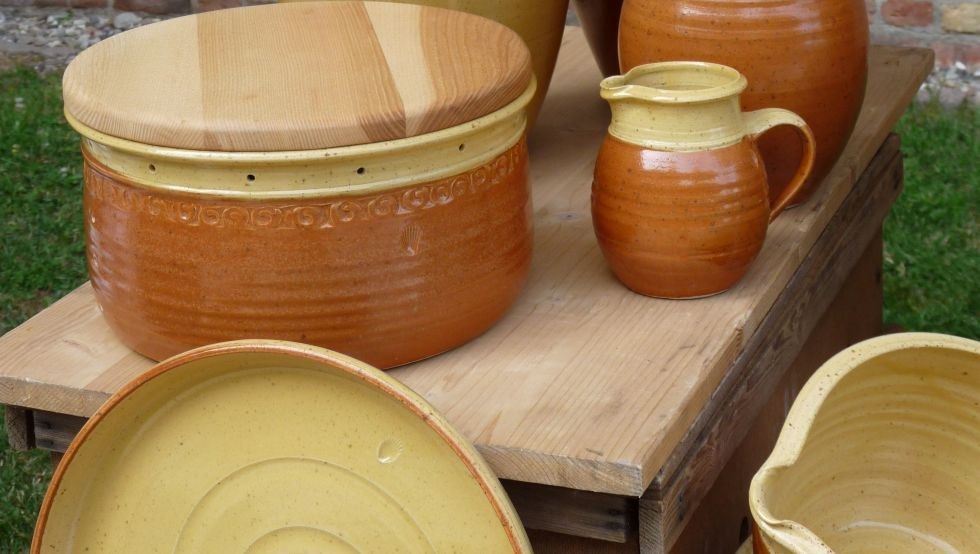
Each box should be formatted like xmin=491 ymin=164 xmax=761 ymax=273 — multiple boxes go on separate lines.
xmin=33 ymin=341 xmax=532 ymax=552
xmin=750 ymin=333 xmax=980 ymax=553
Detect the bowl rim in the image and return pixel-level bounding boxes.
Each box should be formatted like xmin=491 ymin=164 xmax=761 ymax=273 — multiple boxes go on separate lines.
xmin=32 ymin=340 xmax=533 ymax=553
xmin=748 ymin=332 xmax=980 ymax=553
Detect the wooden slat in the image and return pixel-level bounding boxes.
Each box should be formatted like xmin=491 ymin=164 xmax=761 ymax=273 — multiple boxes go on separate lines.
xmin=528 ymin=528 xmax=638 ymax=553
xmin=0 ymin=31 xmax=933 ymax=497
xmin=10 ymin=145 xmax=897 ymax=547
xmin=670 ymin=233 xmax=884 ymax=554
xmin=395 ymin=44 xmax=931 ymax=496
xmin=503 ymin=480 xmax=636 ymax=543
xmin=4 ymin=405 xmax=33 ymax=451
xmin=32 ymin=410 xmax=86 ymax=453
xmin=639 ymin=136 xmax=904 ymax=553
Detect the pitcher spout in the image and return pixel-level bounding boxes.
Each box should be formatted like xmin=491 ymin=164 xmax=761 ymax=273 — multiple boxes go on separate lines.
xmin=599 ymin=61 xmax=751 ymax=152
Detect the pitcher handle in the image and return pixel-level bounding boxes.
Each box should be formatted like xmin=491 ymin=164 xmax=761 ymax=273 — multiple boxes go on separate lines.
xmin=744 ymin=109 xmax=817 ymax=222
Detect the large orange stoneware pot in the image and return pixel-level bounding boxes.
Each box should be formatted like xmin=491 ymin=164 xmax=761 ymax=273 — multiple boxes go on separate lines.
xmin=619 ymin=0 xmax=868 ymax=204
xmin=63 ymin=2 xmax=535 ymax=369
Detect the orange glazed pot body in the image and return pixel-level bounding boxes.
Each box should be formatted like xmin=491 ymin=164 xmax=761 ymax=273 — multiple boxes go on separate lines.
xmin=618 ymin=0 xmax=868 ymax=204
xmin=593 ymin=138 xmax=770 ymax=298
xmin=593 ymin=62 xmax=815 ymax=299
xmin=83 ymin=139 xmax=532 ymax=369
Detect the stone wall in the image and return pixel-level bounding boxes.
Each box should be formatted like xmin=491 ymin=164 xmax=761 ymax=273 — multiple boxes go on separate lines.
xmin=0 ymin=0 xmax=271 ymax=15
xmin=871 ymin=0 xmax=980 ymax=68
xmin=3 ymin=0 xmax=978 ymax=69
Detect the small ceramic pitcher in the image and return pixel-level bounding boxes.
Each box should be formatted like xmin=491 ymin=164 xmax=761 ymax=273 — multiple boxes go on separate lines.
xmin=592 ymin=61 xmax=816 ymax=299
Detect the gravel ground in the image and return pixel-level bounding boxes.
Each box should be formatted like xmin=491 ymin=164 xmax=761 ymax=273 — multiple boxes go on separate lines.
xmin=0 ymin=6 xmax=174 ymax=75
xmin=1 ymin=5 xmax=978 ymax=105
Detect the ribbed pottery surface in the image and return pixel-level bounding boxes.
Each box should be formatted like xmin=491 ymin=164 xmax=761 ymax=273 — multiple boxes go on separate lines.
xmin=618 ymin=0 xmax=868 ymax=201
xmin=84 ymin=140 xmax=531 ymax=368
xmin=592 ymin=137 xmax=769 ymax=298
xmin=751 ymin=334 xmax=980 ymax=553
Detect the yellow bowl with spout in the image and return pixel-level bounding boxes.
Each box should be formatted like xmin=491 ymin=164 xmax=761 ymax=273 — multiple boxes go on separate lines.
xmin=750 ymin=332 xmax=980 ymax=553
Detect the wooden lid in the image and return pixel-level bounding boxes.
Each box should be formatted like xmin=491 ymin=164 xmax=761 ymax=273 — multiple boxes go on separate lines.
xmin=62 ymin=2 xmax=532 ymax=152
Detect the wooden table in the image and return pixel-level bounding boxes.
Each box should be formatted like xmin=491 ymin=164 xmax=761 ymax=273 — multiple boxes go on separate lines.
xmin=0 ymin=29 xmax=932 ymax=553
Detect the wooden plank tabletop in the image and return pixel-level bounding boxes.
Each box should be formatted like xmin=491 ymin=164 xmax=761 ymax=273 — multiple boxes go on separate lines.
xmin=0 ymin=28 xmax=932 ymax=497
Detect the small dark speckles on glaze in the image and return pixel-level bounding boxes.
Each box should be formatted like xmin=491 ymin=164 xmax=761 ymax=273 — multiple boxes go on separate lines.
xmin=83 ymin=140 xmax=532 ymax=369
xmin=592 ymin=137 xmax=771 ymax=298
xmin=619 ymin=0 xmax=869 ymax=204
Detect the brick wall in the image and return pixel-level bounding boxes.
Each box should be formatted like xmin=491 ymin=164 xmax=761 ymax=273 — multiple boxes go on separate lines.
xmin=871 ymin=0 xmax=980 ymax=68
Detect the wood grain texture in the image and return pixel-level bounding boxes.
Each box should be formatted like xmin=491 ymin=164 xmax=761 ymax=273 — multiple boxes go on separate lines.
xmin=527 ymin=528 xmax=638 ymax=553
xmin=62 ymin=1 xmax=531 ymax=151
xmin=670 ymin=235 xmax=884 ymax=554
xmin=32 ymin=410 xmax=86 ymax=453
xmin=282 ymin=0 xmax=569 ymax=126
xmin=4 ymin=405 xmax=33 ymax=451
xmin=1 ymin=32 xmax=932 ymax=497
xmin=16 ymin=233 xmax=886 ymax=551
xmin=502 ymin=480 xmax=636 ymax=542
xmin=640 ymin=141 xmax=902 ymax=553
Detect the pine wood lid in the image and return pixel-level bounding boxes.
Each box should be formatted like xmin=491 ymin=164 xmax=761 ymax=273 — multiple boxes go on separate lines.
xmin=62 ymin=2 xmax=533 ymax=152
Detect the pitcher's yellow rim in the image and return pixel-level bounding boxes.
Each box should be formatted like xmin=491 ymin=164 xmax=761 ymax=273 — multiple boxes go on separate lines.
xmin=66 ymin=79 xmax=535 ymax=199
xmin=600 ymin=61 xmax=747 ymax=104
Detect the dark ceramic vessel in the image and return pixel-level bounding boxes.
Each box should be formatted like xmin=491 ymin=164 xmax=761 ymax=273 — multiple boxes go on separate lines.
xmin=571 ymin=0 xmax=624 ymax=77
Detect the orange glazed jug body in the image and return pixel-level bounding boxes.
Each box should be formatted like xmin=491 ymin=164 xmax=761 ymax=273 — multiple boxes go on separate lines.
xmin=619 ymin=0 xmax=868 ymax=205
xmin=592 ymin=62 xmax=816 ymax=299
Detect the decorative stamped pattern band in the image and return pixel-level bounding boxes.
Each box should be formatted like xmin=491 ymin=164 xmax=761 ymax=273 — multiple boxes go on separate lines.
xmin=86 ymin=139 xmax=526 ymax=230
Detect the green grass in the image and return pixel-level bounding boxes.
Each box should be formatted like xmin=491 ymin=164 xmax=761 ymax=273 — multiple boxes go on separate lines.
xmin=887 ymin=100 xmax=979 ymax=338
xmin=1 ymin=67 xmax=87 ymax=334
xmin=1 ymin=67 xmax=85 ymax=553
xmin=0 ymin=436 xmax=51 ymax=552
xmin=0 ymin=67 xmax=977 ymax=550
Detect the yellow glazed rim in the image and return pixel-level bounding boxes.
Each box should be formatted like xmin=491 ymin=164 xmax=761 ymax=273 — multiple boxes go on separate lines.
xmin=67 ymin=79 xmax=535 ymax=199
xmin=748 ymin=332 xmax=980 ymax=554
xmin=600 ymin=61 xmax=747 ymax=104
xmin=33 ymin=340 xmax=533 ymax=553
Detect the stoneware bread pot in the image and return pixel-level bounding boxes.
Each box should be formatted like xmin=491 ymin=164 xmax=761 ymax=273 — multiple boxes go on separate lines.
xmin=592 ymin=62 xmax=815 ymax=298
xmin=282 ymin=0 xmax=568 ymax=125
xmin=62 ymin=1 xmax=536 ymax=368
xmin=32 ymin=341 xmax=533 ymax=552
xmin=750 ymin=333 xmax=980 ymax=553
xmin=619 ymin=0 xmax=869 ymax=205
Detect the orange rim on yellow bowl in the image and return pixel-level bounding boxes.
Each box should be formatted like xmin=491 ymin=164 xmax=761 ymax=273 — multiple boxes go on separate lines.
xmin=33 ymin=341 xmax=532 ymax=552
